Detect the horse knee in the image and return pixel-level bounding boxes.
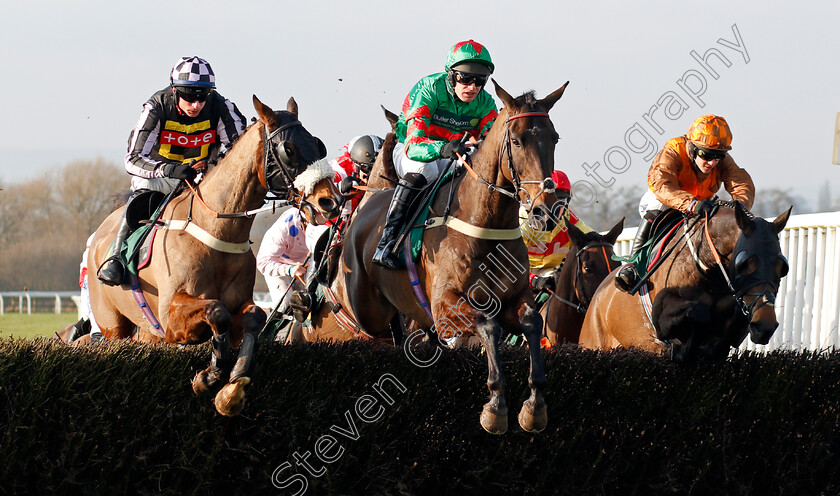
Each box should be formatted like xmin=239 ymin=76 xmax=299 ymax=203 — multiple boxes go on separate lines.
xmin=241 ymin=305 xmax=267 ymax=331
xmin=206 ymin=303 xmax=233 ymax=333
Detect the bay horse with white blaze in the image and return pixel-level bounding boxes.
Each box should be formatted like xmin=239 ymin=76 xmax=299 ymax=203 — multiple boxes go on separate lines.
xmin=579 ymin=202 xmax=791 ymax=362
xmin=88 ymin=96 xmax=327 ymax=416
xmin=300 ymin=80 xmax=570 ymax=434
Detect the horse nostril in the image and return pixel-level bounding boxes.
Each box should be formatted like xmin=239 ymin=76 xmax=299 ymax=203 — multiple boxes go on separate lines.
xmin=319 ymin=198 xmax=338 ymax=214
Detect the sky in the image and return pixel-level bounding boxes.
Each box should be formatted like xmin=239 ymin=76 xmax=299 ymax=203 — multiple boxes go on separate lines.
xmin=1 ymin=0 xmax=838 ymax=211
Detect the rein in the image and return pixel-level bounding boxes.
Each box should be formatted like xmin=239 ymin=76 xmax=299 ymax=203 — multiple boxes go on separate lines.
xmin=550 ymin=241 xmax=613 ymax=314
xmin=684 ymin=208 xmax=775 ymax=317
xmin=426 ymin=110 xmax=554 ymax=241
xmin=457 ymin=111 xmax=554 ymax=207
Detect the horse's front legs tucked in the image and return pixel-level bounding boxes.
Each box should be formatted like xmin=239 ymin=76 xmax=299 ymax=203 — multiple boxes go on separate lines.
xmin=165 ymin=293 xmax=233 ymax=395
xmin=517 ymin=303 xmax=548 ymax=433
xmin=474 ymin=311 xmax=508 ymax=435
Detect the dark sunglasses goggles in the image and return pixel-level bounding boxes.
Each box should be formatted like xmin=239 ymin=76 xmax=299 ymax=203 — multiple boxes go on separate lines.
xmin=696 ymin=147 xmax=727 ymax=161
xmin=175 ymin=87 xmax=213 ymax=103
xmin=453 ymin=70 xmax=488 ymax=87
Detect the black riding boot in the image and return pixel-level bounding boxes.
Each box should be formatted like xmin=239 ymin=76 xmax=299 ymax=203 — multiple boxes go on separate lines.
xmin=615 ymin=217 xmax=654 ymax=293
xmin=97 ymin=212 xmax=132 ymax=286
xmin=372 ymin=173 xmax=427 ymax=270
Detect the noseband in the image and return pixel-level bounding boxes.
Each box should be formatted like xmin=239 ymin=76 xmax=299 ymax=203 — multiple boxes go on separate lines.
xmin=502 ymin=112 xmax=556 ymax=213
xmin=685 ymin=209 xmax=778 ymax=317
xmin=460 ymin=111 xmax=554 ymax=213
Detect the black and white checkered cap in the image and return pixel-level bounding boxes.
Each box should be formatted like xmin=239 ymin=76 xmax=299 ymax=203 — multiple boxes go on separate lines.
xmin=170 ymin=56 xmax=215 ymax=87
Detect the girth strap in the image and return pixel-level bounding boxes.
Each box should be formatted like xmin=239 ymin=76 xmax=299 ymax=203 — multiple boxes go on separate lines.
xmin=159 ymin=220 xmax=251 ymax=254
xmin=424 ymin=216 xmax=522 ymax=240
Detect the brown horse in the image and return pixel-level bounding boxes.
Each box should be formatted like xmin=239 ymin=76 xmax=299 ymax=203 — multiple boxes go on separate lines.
xmin=579 ymin=203 xmax=792 ymax=363
xmin=88 ymin=95 xmax=326 ymax=416
xmin=300 ymin=80 xmax=570 ymax=434
xmin=541 ymin=217 xmax=623 ymax=347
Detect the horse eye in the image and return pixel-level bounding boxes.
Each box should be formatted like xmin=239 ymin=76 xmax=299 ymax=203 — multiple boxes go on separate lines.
xmin=511 ymin=138 xmax=522 ymax=148
xmin=777 ymin=255 xmax=789 ymax=278
xmin=736 ymin=254 xmax=757 ymax=276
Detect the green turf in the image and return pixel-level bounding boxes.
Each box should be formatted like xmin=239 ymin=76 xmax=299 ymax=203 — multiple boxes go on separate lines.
xmin=0 ymin=312 xmax=78 ymax=339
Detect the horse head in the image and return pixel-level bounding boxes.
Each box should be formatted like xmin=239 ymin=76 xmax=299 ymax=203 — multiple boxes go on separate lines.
xmin=488 ymin=80 xmax=569 ymax=231
xmin=729 ymin=205 xmax=792 ymax=345
xmin=563 ymin=217 xmax=624 ymax=310
xmin=295 ymin=105 xmax=402 ymax=225
xmin=253 ymin=95 xmax=328 ymax=199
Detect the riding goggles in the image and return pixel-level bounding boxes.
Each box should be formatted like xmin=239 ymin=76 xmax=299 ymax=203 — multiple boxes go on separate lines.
xmin=453 ymin=71 xmax=488 ymax=87
xmin=175 ymin=87 xmax=213 ymax=103
xmin=696 ymin=147 xmax=727 ymax=161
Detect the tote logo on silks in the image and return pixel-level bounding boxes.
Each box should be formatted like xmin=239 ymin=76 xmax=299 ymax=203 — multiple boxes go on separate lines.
xmin=161 ymin=129 xmax=216 ymax=148
xmin=159 ymin=120 xmax=217 ymax=162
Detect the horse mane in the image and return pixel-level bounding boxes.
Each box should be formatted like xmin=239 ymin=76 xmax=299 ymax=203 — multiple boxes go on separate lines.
xmin=716 ymin=199 xmax=755 ymax=219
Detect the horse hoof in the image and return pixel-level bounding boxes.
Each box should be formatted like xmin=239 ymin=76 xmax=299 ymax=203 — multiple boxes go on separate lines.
xmin=480 ymin=404 xmax=508 ymax=435
xmin=215 ymin=377 xmax=251 ymax=417
xmin=518 ymin=402 xmax=548 ymax=433
xmin=191 ymin=369 xmax=218 ymax=395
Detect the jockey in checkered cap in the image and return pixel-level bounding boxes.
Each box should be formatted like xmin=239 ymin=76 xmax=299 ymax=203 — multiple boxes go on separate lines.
xmin=614 ymin=114 xmax=756 ymax=293
xmin=97 ymin=56 xmax=247 ymax=287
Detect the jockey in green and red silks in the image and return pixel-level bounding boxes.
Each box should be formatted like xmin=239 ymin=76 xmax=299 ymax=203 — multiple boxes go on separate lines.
xmin=395 ymin=39 xmax=498 ymax=169
xmin=374 ymin=39 xmax=499 ymax=269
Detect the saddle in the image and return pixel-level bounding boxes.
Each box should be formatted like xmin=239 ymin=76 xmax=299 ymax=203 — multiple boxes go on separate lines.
xmin=400 ymin=169 xmax=459 ymax=264
xmin=120 ymin=190 xmax=171 ymax=276
xmin=630 ymin=209 xmax=685 ymax=277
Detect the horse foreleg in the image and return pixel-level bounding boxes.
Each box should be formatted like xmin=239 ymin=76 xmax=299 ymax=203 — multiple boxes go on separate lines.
xmin=474 ymin=312 xmax=508 ymax=435
xmin=518 ymin=305 xmax=548 ymax=433
xmin=215 ymin=304 xmax=266 ymax=417
xmin=192 ymin=331 xmax=232 ymax=395
xmin=166 ymin=294 xmax=234 ymax=395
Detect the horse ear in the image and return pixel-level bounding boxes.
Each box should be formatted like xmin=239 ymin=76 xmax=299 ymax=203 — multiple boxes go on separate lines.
xmin=538 ymin=81 xmax=570 ymax=112
xmin=253 ymin=95 xmax=279 ymax=127
xmin=604 ymin=217 xmax=625 ymax=244
xmin=287 ymin=97 xmax=298 ymax=117
xmin=735 ymin=202 xmax=756 ymax=236
xmin=772 ymin=206 xmax=793 ymax=234
xmin=382 ymin=105 xmax=399 ymax=131
xmin=492 ymin=79 xmax=516 ymax=109
xmin=565 ymin=218 xmax=587 ymax=246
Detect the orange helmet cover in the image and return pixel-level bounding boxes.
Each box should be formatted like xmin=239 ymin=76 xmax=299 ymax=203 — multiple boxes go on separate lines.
xmin=686 ymin=114 xmax=732 ymax=150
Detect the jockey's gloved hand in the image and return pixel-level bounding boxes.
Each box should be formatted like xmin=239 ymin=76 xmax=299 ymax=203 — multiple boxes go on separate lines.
xmin=339 ymin=176 xmax=360 ymax=195
xmin=441 ymin=140 xmax=467 ymax=160
xmin=531 ymin=275 xmax=556 ymax=292
xmin=692 ymin=198 xmax=715 ymax=217
xmin=165 ymin=163 xmax=198 ymax=181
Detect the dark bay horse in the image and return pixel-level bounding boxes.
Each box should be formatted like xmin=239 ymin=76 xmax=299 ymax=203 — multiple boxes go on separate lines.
xmin=88 ymin=96 xmax=326 ymax=416
xmin=541 ymin=217 xmax=623 ymax=347
xmin=579 ymin=203 xmax=792 ymax=363
xmin=301 ymin=80 xmax=570 ymax=434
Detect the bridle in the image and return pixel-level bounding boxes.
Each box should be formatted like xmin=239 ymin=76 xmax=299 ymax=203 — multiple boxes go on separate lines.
xmin=459 ymin=111 xmax=556 ymax=214
xmin=261 ymin=118 xmax=308 ymax=196
xmin=550 ymin=241 xmax=614 ymax=314
xmin=185 ymin=117 xmax=325 ymax=220
xmin=684 ymin=207 xmax=780 ymax=317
